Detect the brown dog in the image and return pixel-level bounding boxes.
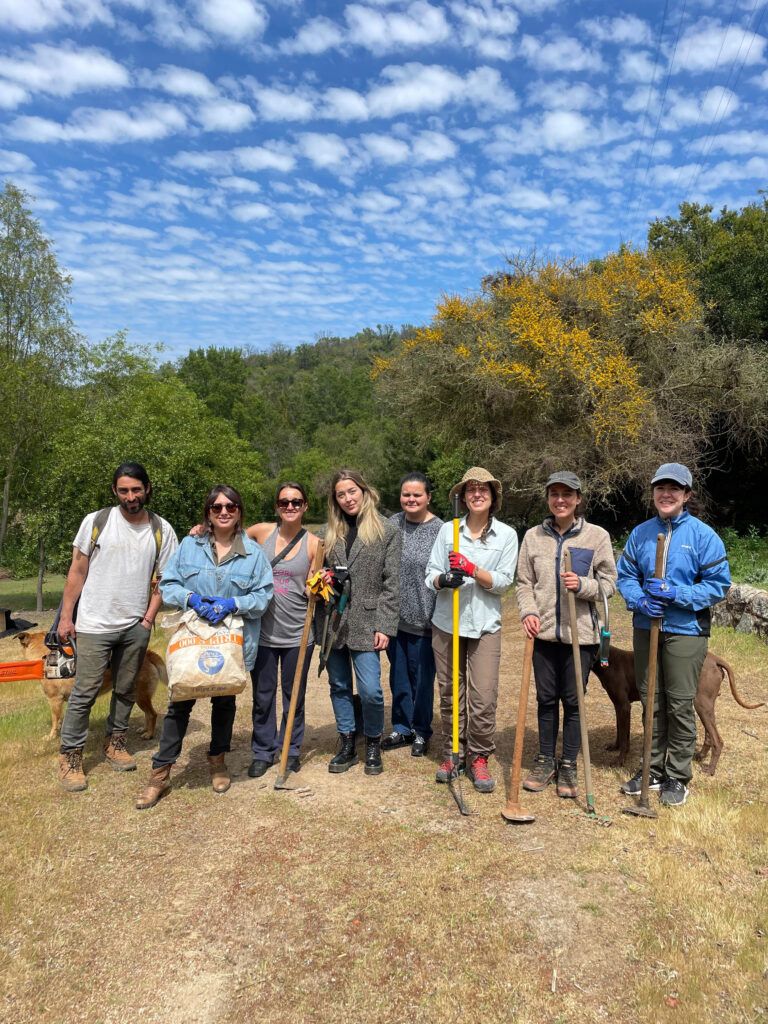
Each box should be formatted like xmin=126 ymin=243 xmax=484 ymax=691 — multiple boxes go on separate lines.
xmin=591 ymin=645 xmax=764 ymax=775
xmin=14 ymin=631 xmax=167 ymax=741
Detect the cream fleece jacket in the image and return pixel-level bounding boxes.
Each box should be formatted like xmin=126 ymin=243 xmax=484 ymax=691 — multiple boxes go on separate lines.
xmin=515 ymin=517 xmax=617 ymax=645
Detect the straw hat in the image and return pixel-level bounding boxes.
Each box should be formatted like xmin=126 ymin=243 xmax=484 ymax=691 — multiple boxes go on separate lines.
xmin=449 ymin=466 xmax=502 ymax=514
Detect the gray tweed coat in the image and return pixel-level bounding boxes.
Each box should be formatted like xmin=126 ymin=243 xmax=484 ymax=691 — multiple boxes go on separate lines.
xmin=319 ymin=516 xmax=402 ymax=652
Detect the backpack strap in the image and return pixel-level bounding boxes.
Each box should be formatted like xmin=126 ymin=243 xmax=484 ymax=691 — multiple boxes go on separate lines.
xmin=88 ymin=508 xmax=112 ymax=557
xmin=147 ymin=511 xmax=164 ymax=594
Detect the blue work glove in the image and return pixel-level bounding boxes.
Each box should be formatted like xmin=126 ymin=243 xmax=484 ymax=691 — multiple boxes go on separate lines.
xmin=438 ymin=570 xmax=464 ymax=589
xmin=646 ymin=578 xmax=677 ymax=603
xmin=188 ymin=593 xmax=208 ymax=617
xmin=636 ymin=595 xmax=665 ymax=619
xmin=207 ymin=597 xmax=237 ymax=624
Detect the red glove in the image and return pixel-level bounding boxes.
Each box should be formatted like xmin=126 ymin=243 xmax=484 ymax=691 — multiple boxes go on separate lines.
xmin=449 ymin=552 xmax=477 ymax=577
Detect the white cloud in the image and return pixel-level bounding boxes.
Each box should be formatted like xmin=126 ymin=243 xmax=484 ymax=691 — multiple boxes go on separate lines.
xmin=230 ymin=201 xmax=273 ymax=221
xmin=689 ymin=130 xmax=768 ymax=156
xmin=449 ymin=1 xmax=520 ymax=59
xmin=398 ymin=167 xmax=470 ymax=199
xmin=345 ymin=1 xmax=451 ymax=53
xmin=0 ymin=44 xmax=130 ymax=98
xmin=675 ymin=20 xmax=767 ymax=73
xmin=530 ymin=79 xmax=606 ymax=110
xmin=356 ymin=190 xmax=400 ymax=213
xmin=0 ymin=148 xmax=34 ymax=172
xmin=664 ymin=87 xmax=739 ymax=129
xmin=152 ymin=65 xmax=218 ymax=99
xmin=322 ymin=87 xmax=369 ymax=121
xmin=196 ymin=98 xmax=254 ymax=132
xmin=0 ymin=0 xmax=112 ymax=32
xmin=0 ymin=81 xmax=29 ymax=108
xmin=520 ymin=35 xmax=603 ymax=73
xmin=581 ymin=15 xmax=651 ymax=46
xmin=361 ymin=133 xmax=410 ymax=164
xmin=540 ymin=110 xmax=591 ymax=149
xmin=752 ymin=69 xmax=768 ymax=89
xmin=216 ymin=175 xmax=261 ymax=192
xmin=280 ymin=16 xmax=344 ymax=55
xmin=368 ymin=63 xmax=517 ymax=117
xmin=252 ymin=86 xmax=316 ymax=121
xmin=617 ymin=49 xmax=658 ymax=84
xmin=412 ymin=129 xmax=457 ymax=162
xmin=10 ymin=102 xmax=187 ymax=144
xmin=298 ymin=133 xmax=351 ymax=168
xmin=150 ymin=1 xmax=209 ymax=50
xmin=195 ymin=0 xmax=268 ymax=43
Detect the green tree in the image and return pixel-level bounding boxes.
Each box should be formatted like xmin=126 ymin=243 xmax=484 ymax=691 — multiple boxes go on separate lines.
xmin=0 ymin=182 xmax=80 ymax=561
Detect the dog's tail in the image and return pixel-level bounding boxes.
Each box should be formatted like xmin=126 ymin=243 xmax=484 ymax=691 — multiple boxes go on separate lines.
xmin=714 ymin=655 xmax=765 ymax=710
xmin=145 ymin=649 xmax=168 ymax=686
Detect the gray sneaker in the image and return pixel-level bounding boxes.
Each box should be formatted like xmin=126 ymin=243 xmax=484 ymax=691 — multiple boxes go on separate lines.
xmin=620 ymin=767 xmax=665 ymax=795
xmin=660 ymin=778 xmax=689 ymax=806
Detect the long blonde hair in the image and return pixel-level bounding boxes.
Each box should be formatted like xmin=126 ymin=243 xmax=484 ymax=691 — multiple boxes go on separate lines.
xmin=325 ymin=469 xmax=385 ymax=552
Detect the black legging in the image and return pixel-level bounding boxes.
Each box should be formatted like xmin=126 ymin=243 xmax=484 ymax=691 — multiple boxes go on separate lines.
xmin=532 ymin=639 xmax=597 ymax=760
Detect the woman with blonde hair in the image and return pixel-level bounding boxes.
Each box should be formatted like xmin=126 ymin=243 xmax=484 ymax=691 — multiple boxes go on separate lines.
xmin=321 ymin=469 xmax=401 ymax=776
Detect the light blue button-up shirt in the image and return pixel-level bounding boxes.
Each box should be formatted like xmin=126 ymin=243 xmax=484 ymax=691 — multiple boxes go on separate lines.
xmin=426 ymin=517 xmax=518 ymax=638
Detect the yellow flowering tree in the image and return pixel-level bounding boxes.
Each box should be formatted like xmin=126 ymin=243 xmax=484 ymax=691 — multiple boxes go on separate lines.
xmin=374 ymin=249 xmax=768 ymax=513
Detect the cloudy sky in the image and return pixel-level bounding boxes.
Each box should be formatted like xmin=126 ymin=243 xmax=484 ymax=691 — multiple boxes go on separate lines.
xmin=1 ymin=0 xmax=767 ymax=357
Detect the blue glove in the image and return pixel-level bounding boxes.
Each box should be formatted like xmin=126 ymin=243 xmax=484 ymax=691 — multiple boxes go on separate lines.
xmin=207 ymin=597 xmax=237 ymax=624
xmin=646 ymin=578 xmax=677 ymax=603
xmin=188 ymin=593 xmax=207 ymax=616
xmin=636 ymin=595 xmax=665 ymax=619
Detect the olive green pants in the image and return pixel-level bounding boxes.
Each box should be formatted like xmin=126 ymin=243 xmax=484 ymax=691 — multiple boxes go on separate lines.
xmin=633 ymin=629 xmax=707 ymax=784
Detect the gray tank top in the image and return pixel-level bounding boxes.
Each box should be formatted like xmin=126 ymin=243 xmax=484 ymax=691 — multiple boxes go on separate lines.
xmin=259 ymin=528 xmax=312 ymax=647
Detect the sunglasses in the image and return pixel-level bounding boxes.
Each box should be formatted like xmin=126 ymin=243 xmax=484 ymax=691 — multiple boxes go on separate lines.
xmin=277 ymin=498 xmax=306 ymax=509
xmin=209 ymin=502 xmax=239 ymax=514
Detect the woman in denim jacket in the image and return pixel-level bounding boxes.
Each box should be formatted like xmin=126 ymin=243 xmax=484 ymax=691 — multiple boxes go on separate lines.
xmin=136 ymin=485 xmax=273 ymax=808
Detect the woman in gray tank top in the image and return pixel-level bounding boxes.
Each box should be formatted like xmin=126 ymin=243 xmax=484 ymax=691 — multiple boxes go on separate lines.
xmin=245 ymin=482 xmax=320 ymax=778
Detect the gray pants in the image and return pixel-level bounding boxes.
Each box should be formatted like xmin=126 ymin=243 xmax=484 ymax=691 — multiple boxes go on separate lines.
xmin=633 ymin=628 xmax=707 ymax=783
xmin=432 ymin=625 xmax=501 ymax=761
xmin=60 ymin=622 xmax=151 ymax=753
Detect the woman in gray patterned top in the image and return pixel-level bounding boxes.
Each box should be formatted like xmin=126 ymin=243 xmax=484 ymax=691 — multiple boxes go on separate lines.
xmin=382 ymin=473 xmax=443 ymax=758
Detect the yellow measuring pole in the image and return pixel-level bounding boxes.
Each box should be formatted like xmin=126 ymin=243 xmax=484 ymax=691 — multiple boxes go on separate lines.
xmin=452 ymin=496 xmax=460 ymax=757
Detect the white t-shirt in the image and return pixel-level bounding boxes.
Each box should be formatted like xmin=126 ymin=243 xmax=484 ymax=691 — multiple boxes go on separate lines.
xmin=73 ymin=507 xmax=178 ymax=633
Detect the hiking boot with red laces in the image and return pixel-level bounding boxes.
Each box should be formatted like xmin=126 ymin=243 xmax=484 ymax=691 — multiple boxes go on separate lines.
xmin=59 ymin=749 xmax=87 ymax=792
xmin=435 ymin=759 xmax=464 ymax=783
xmin=468 ymin=755 xmax=495 ymax=793
xmin=103 ymin=733 xmax=137 ymax=772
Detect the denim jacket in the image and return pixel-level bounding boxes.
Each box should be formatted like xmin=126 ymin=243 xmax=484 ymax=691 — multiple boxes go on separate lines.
xmin=160 ymin=533 xmax=273 ymax=669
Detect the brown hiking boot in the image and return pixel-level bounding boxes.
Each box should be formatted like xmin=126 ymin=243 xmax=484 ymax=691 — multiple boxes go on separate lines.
xmin=207 ymin=753 xmax=230 ymax=793
xmin=103 ymin=733 xmax=137 ymax=772
xmin=523 ymin=754 xmax=556 ymax=792
xmin=556 ymin=758 xmax=578 ymax=799
xmin=136 ymin=764 xmax=171 ymax=809
xmin=59 ymin=749 xmax=87 ymax=792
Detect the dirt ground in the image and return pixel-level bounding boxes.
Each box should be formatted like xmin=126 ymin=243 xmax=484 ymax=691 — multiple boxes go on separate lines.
xmin=1 ymin=599 xmax=766 ymax=1024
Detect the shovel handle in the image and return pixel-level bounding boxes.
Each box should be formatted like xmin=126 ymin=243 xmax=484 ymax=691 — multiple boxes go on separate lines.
xmin=638 ymin=533 xmax=666 ymax=805
xmin=504 ymin=635 xmax=534 ymax=814
xmin=276 ymin=540 xmax=325 ymax=779
xmin=564 ymin=548 xmax=594 ymax=809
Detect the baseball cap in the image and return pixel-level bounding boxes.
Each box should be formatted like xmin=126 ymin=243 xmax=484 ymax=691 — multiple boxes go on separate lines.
xmin=651 ymin=463 xmax=692 ymax=488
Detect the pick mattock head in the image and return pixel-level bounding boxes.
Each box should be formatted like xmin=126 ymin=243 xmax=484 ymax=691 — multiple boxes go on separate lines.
xmin=500 ymin=801 xmax=535 ymax=824
xmin=621 ymin=800 xmax=659 ymax=819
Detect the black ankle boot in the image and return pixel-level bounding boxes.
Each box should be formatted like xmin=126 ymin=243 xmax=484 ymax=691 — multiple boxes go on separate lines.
xmin=328 ymin=732 xmax=358 ymax=773
xmin=364 ymin=735 xmax=383 ymax=776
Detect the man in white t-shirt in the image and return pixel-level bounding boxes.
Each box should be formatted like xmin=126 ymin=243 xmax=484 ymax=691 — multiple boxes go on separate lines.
xmin=58 ymin=462 xmax=178 ymax=792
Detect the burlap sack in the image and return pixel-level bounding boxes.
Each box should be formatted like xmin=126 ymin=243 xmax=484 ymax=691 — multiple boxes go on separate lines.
xmin=164 ymin=609 xmax=248 ymax=701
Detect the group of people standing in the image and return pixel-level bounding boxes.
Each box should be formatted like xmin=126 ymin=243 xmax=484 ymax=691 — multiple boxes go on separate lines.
xmin=55 ymin=458 xmax=731 ymax=812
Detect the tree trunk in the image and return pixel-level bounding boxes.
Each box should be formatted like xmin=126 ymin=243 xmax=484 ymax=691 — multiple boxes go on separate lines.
xmin=37 ymin=536 xmax=45 ymax=613
xmin=0 ymin=444 xmax=18 ymax=565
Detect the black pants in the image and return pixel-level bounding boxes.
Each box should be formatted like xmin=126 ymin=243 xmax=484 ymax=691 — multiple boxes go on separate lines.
xmin=152 ymin=696 xmax=237 ymax=769
xmin=532 ymin=639 xmax=597 ymax=761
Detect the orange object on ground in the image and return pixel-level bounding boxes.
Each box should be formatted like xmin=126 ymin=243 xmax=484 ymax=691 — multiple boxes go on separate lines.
xmin=0 ymin=659 xmax=45 ymax=683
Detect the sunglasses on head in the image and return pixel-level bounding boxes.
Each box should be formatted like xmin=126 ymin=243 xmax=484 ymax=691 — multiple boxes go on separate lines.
xmin=277 ymin=498 xmax=305 ymax=509
xmin=209 ymin=502 xmax=239 ymax=514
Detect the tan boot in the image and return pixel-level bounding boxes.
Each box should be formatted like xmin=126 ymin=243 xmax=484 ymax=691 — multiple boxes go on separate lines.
xmin=103 ymin=733 xmax=137 ymax=772
xmin=207 ymin=753 xmax=230 ymax=793
xmin=135 ymin=764 xmax=171 ymax=809
xmin=59 ymin=749 xmax=87 ymax=792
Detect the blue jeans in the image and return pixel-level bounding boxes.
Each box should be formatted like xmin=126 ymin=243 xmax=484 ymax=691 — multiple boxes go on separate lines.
xmin=386 ymin=631 xmax=435 ymax=739
xmin=327 ymin=647 xmax=383 ymax=737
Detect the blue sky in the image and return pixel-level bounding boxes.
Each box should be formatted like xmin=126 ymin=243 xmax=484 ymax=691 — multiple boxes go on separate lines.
xmin=1 ymin=0 xmax=767 ymax=358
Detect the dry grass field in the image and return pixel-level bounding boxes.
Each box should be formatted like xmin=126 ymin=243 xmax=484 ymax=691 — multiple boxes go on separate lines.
xmin=0 ymin=597 xmax=766 ymax=1024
